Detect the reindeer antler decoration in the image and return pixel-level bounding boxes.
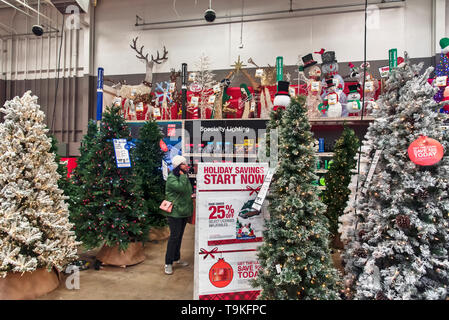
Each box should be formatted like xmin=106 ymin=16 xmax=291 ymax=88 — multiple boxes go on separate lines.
xmin=129 ymin=37 xmax=168 ymax=87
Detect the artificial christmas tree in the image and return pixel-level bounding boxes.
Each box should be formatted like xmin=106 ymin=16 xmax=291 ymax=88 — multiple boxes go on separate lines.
xmin=252 ymin=96 xmax=342 ymax=300
xmin=134 ymin=120 xmax=167 ymax=228
xmin=0 ymin=91 xmax=79 ymax=298
xmin=341 ymin=56 xmax=449 ymax=300
xmin=323 ymin=125 xmax=359 ymax=247
xmin=70 ymin=106 xmax=149 ymax=266
xmin=433 ymin=37 xmax=449 ymax=110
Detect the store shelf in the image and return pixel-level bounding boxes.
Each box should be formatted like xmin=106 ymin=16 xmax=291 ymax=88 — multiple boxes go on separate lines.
xmin=315 ymin=152 xmax=334 ymax=157
xmin=183 ymin=153 xmax=258 ymax=158
xmin=309 ymin=116 xmax=374 ymax=125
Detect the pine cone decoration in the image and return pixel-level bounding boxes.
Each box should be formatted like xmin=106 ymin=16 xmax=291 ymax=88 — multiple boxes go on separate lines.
xmin=396 ymin=215 xmax=410 ymax=229
xmin=375 ymin=291 xmax=388 ymax=300
xmin=354 ymin=248 xmax=367 ymax=258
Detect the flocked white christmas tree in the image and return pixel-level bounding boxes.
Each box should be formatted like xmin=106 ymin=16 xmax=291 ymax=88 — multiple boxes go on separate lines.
xmin=0 ymin=91 xmax=80 ymax=277
xmin=195 ymin=54 xmax=217 ymax=118
xmin=340 ymin=55 xmax=449 ymax=300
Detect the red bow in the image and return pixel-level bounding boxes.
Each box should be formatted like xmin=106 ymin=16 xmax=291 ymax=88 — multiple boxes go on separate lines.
xmin=246 ymin=185 xmax=261 ymax=196
xmin=199 ymin=247 xmax=219 ymax=260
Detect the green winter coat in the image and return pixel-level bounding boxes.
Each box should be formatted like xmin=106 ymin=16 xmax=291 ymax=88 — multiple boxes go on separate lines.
xmin=163 ymin=172 xmax=193 ymax=218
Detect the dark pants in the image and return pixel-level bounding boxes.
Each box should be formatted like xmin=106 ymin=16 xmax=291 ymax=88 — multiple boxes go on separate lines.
xmin=165 ymin=217 xmax=188 ymax=265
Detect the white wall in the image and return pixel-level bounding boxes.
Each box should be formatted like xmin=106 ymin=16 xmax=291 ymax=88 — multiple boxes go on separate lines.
xmin=0 ymin=3 xmax=88 ymax=81
xmin=94 ymin=0 xmax=434 ymax=76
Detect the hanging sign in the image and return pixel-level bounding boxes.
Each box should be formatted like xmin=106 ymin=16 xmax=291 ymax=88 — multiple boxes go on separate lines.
xmin=276 ymin=56 xmax=284 ymax=83
xmin=408 ymin=136 xmax=444 ymax=166
xmin=361 ymin=149 xmax=382 ymax=194
xmin=112 ymin=139 xmax=131 ymax=168
xmin=252 ymin=167 xmax=276 ymax=212
xmin=389 ymin=48 xmax=398 ymax=69
xmin=194 ymin=163 xmax=269 ymax=300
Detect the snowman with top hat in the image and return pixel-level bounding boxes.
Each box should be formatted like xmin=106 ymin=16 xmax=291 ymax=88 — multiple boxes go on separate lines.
xmin=317 ymin=49 xmax=347 ymax=116
xmin=273 ymin=80 xmax=291 ymax=111
xmin=346 ymin=84 xmax=362 ymax=115
xmin=318 ymin=77 xmax=343 ymax=118
xmin=301 ymin=53 xmax=323 ymax=118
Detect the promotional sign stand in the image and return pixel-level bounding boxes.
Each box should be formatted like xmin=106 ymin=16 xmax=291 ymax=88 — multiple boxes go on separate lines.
xmin=194 ymin=162 xmax=269 ymax=300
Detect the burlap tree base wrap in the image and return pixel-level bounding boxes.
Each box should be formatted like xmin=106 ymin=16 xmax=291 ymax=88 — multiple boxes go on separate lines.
xmin=0 ymin=268 xmax=60 ymax=300
xmin=96 ymin=242 xmax=145 ymax=267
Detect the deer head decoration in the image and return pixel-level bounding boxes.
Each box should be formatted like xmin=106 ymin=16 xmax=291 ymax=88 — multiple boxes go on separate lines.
xmin=130 ymin=36 xmax=168 ymax=87
xmin=248 ymin=58 xmax=276 ymax=87
xmin=119 ymin=37 xmax=169 ymax=101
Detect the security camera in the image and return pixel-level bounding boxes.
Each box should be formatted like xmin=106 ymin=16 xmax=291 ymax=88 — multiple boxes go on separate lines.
xmin=32 ymin=25 xmax=44 ymax=36
xmin=204 ymin=9 xmax=216 ymax=22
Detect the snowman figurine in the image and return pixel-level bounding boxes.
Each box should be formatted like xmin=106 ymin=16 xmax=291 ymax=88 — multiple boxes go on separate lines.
xmin=358 ymin=62 xmax=379 ymax=114
xmin=318 ymin=78 xmax=342 ymax=118
xmin=346 ymin=84 xmax=362 ymax=115
xmin=302 ymin=53 xmax=322 ymax=118
xmin=317 ymin=49 xmax=347 ymax=115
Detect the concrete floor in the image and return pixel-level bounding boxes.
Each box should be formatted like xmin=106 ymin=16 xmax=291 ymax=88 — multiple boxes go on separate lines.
xmin=39 ymin=224 xmax=195 ymax=300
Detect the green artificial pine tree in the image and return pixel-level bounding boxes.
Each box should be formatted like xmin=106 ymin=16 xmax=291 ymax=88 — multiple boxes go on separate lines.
xmin=323 ymin=125 xmax=359 ymax=246
xmin=134 ymin=120 xmax=167 ymax=227
xmin=70 ymin=106 xmax=149 ymax=251
xmin=253 ymin=96 xmax=342 ymax=300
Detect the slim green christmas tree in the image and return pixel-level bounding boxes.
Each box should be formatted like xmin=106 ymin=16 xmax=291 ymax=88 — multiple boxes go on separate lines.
xmin=323 ymin=125 xmax=359 ymax=244
xmin=253 ymin=96 xmax=342 ymax=300
xmin=134 ymin=120 xmax=167 ymax=227
xmin=70 ymin=106 xmax=149 ymax=251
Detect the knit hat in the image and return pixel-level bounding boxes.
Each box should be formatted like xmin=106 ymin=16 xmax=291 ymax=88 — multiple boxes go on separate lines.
xmin=172 ymin=155 xmax=187 ymax=169
xmin=440 ymin=37 xmax=449 ymax=54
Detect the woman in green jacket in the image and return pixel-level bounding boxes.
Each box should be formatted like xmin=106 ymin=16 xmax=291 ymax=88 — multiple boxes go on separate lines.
xmin=163 ymin=155 xmax=194 ymax=275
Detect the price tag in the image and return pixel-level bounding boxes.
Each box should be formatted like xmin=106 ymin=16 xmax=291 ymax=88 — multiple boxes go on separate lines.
xmin=190 ymin=96 xmax=199 ymax=107
xmin=113 ymin=139 xmax=131 ymax=168
xmin=136 ymin=102 xmax=144 ymax=112
xmin=252 ymin=168 xmax=276 ymax=212
xmin=213 ymin=84 xmax=221 ymax=93
xmin=169 ymin=82 xmax=176 ymax=92
xmin=255 ymin=69 xmax=264 ymax=78
xmin=250 ymin=101 xmax=256 ymax=112
xmin=364 ymin=81 xmax=374 ymax=92
xmin=311 ymin=81 xmax=320 ymax=92
xmin=131 ymin=89 xmax=137 ymax=97
xmin=289 ymin=87 xmax=296 ymax=96
xmin=188 ymin=72 xmax=196 ymax=82
xmin=208 ymin=95 xmax=216 ymax=104
xmin=113 ymin=97 xmax=121 ymax=106
xmin=275 ymin=264 xmax=282 ymax=274
xmin=379 ymin=66 xmax=390 ymax=78
xmin=328 ymin=93 xmax=338 ymax=105
xmin=153 ymin=107 xmax=161 ymax=117
xmin=436 ymin=76 xmax=448 ymax=87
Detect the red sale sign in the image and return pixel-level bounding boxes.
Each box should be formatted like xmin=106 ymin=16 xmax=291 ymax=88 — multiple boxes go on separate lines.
xmin=408 ymin=136 xmax=444 ymax=166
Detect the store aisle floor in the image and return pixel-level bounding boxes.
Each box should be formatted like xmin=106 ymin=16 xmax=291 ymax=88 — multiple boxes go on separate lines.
xmin=39 ymin=224 xmax=195 ymax=300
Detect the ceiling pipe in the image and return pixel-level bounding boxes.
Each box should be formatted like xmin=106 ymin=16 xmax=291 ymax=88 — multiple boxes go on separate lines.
xmin=0 ymin=0 xmax=59 ymax=32
xmin=14 ymin=0 xmax=55 ymax=25
xmin=135 ymin=0 xmax=405 ymax=30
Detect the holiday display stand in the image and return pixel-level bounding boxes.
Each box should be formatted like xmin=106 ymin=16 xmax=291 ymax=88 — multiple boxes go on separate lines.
xmin=96 ymin=242 xmax=145 ymax=268
xmin=0 ymin=267 xmax=60 ymax=300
